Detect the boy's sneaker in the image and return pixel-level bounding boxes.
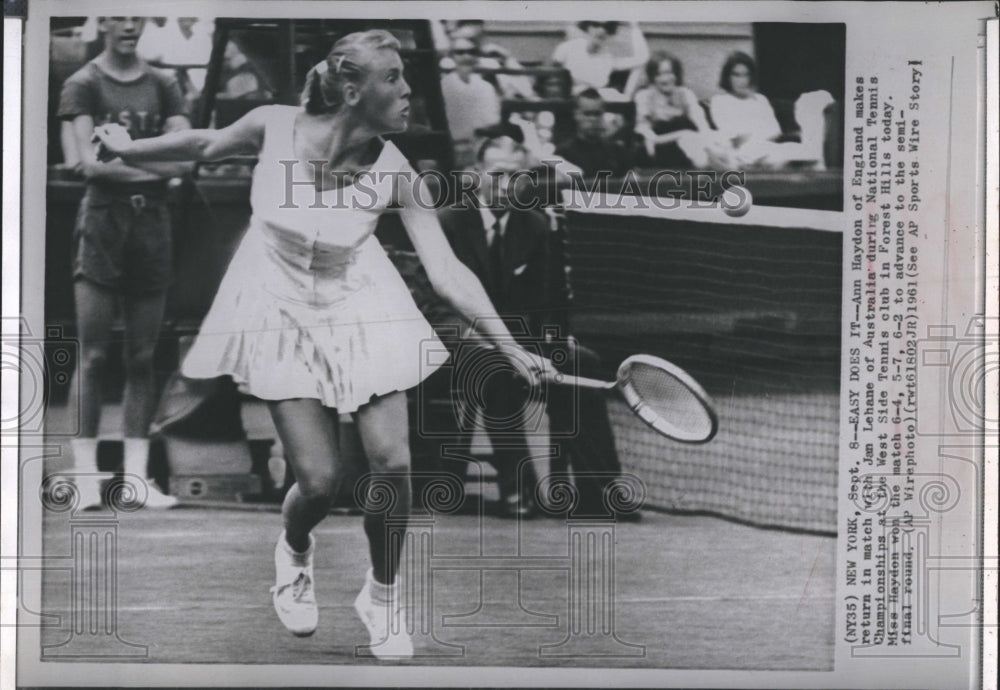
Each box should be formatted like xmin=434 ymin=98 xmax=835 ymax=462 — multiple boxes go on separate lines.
xmin=139 ymin=481 xmax=179 ymax=510
xmin=270 ymin=532 xmax=318 ymax=637
xmin=74 ymin=473 xmax=111 ymax=511
xmin=353 ymin=570 xmax=413 ymax=659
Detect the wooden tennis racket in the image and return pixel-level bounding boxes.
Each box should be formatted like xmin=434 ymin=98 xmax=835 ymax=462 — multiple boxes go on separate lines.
xmin=543 ymin=354 xmax=718 ymax=443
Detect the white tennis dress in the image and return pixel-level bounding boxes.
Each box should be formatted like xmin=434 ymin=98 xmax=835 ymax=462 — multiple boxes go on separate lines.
xmin=182 ymin=106 xmax=443 ymax=412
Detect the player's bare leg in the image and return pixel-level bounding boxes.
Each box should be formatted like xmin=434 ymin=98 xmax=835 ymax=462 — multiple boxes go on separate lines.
xmin=267 ymin=398 xmax=344 ymax=636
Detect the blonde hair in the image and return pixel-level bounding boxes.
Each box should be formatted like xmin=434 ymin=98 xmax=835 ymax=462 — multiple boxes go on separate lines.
xmin=300 ymin=29 xmax=402 ymax=114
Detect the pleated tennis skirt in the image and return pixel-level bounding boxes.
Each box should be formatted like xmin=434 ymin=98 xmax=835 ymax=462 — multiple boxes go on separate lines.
xmin=181 ymin=219 xmax=444 ymax=413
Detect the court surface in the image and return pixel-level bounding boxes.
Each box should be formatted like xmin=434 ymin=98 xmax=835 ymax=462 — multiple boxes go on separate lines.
xmin=40 ymin=505 xmax=834 ymax=670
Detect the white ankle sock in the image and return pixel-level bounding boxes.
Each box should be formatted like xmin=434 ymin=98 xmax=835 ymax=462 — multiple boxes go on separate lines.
xmin=70 ymin=438 xmax=99 ymax=473
xmin=122 ymin=438 xmax=149 ymax=478
xmin=280 ymin=531 xmax=314 ymax=567
xmin=367 ymin=569 xmax=398 ymax=605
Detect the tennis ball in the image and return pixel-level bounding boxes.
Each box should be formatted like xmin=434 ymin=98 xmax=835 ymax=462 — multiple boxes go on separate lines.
xmin=721 ymin=185 xmax=753 ymax=217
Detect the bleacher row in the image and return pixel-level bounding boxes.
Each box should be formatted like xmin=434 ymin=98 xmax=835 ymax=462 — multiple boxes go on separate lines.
xmin=45 ymin=16 xmax=846 ymax=373
xmin=50 ymin=18 xmax=844 ymax=176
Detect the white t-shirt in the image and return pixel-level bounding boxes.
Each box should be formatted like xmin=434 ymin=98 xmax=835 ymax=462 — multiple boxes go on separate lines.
xmin=552 ymin=37 xmax=616 ymax=92
xmin=137 ymin=21 xmax=170 ymax=62
xmin=440 ymin=71 xmax=502 ymax=142
xmin=438 ymin=55 xmax=535 ymax=100
xmin=708 ymin=92 xmax=782 ymax=142
xmin=138 ymin=19 xmax=214 ymax=91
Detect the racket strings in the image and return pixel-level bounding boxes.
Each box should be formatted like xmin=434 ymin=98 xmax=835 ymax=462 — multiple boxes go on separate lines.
xmin=625 ymin=362 xmax=715 ymax=440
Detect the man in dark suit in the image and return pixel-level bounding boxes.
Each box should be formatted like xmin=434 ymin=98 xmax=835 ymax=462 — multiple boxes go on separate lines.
xmin=437 ymin=135 xmax=549 ymax=517
xmin=437 ymin=135 xmax=630 ymax=520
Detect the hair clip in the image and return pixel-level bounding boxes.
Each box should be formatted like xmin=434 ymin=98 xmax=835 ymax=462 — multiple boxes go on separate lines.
xmin=315 ymin=60 xmax=328 ymax=75
xmin=333 ymin=55 xmax=346 ymax=74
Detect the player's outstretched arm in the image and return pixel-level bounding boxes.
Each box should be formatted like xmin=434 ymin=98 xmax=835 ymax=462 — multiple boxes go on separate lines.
xmin=397 ymin=174 xmax=556 ymax=378
xmin=92 ymin=105 xmax=269 ymax=164
xmin=71 ymin=114 xmax=161 ymax=183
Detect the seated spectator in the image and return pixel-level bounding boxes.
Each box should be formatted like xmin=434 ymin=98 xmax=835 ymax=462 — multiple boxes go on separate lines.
xmin=707 ymin=51 xmax=832 ymax=170
xmin=633 ymin=52 xmax=712 ymax=168
xmin=709 ymin=52 xmax=781 ymax=145
xmin=533 ymin=69 xmax=571 ymax=100
xmin=441 ymin=37 xmax=503 ymax=167
xmin=551 ymin=21 xmax=649 ymax=100
xmin=137 ymin=17 xmax=213 ymax=100
xmin=555 ymin=89 xmax=636 ymax=179
xmin=502 ymin=107 xmax=562 ymax=160
xmin=74 ymin=16 xmax=105 ymax=59
xmin=136 ymin=16 xmax=169 ymax=60
xmin=441 ymin=20 xmax=536 ymax=100
xmin=174 ymin=17 xmax=213 ymax=93
xmin=219 ymin=40 xmax=273 ymax=100
xmin=502 ymin=73 xmax=573 ymax=157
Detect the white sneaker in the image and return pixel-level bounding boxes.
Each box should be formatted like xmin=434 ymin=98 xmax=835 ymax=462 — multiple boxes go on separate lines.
xmin=73 ymin=473 xmax=110 ymax=510
xmin=270 ymin=533 xmax=318 ymax=637
xmin=353 ymin=571 xmax=413 ymax=659
xmin=139 ymin=481 xmax=179 ymax=510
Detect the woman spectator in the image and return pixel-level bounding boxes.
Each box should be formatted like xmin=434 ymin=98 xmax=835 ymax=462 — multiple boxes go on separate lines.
xmin=709 ymin=52 xmax=781 ymax=147
xmin=551 ymin=21 xmax=649 ymax=99
xmin=633 ymin=52 xmax=711 ymax=168
xmin=534 ymin=69 xmax=571 ymax=100
xmin=707 ymin=51 xmax=831 ymax=170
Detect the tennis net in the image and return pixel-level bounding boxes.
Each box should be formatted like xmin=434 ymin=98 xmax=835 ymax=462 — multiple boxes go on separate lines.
xmin=561 ymin=192 xmax=843 ymax=533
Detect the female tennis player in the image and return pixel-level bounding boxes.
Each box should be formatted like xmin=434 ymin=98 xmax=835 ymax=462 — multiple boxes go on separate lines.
xmin=92 ymin=29 xmax=553 ymax=659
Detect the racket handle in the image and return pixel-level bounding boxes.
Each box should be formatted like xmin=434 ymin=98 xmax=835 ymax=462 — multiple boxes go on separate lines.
xmin=466 ymin=336 xmax=616 ymax=390
xmin=541 ymin=371 xmax=616 ymax=390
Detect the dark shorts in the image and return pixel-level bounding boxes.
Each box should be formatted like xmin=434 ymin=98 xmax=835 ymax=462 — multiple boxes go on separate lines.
xmin=73 ymin=183 xmax=173 ymax=293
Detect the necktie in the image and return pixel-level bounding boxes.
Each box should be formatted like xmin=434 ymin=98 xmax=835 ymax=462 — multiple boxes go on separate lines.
xmin=488 ymin=214 xmax=504 ymax=301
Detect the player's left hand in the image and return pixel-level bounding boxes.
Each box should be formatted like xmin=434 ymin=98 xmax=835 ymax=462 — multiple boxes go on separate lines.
xmin=91 ymin=123 xmax=133 ymax=162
